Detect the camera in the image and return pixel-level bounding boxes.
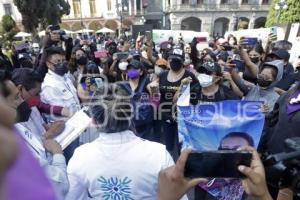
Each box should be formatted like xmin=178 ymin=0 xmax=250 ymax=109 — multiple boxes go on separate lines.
xmin=263 ymin=137 xmax=300 ymax=196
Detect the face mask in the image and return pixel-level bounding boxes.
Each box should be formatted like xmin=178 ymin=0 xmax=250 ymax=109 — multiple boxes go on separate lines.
xmin=170 ymin=59 xmax=183 ymax=72
xmin=250 ymin=57 xmax=260 ymax=64
xmin=16 ymin=101 xmax=32 ymax=123
xmin=76 ymin=56 xmax=88 ymax=66
xmin=198 ymin=74 xmax=213 ymax=88
xmin=257 ymin=76 xmax=273 ymax=88
xmin=54 ymin=62 xmax=68 ymax=76
xmin=127 ymin=69 xmax=140 ymax=79
xmin=118 ymin=62 xmax=128 ymax=71
xmin=154 ymin=66 xmax=164 ymax=75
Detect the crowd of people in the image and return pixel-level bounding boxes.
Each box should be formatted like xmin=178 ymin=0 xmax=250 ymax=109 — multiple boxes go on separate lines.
xmin=0 ymin=23 xmax=299 ymax=200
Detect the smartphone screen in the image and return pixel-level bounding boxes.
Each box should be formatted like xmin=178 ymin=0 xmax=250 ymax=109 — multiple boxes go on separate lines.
xmin=116 ymin=52 xmax=129 ymax=60
xmin=270 ymin=27 xmax=278 ymax=41
xmin=145 ymin=31 xmax=152 ymax=41
xmin=245 ymin=37 xmax=258 ymax=46
xmin=184 ymin=151 xmax=252 ymax=178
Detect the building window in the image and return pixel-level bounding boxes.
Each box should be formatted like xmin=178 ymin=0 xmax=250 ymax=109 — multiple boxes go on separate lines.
xmin=182 ymin=0 xmax=189 ymax=4
xmin=89 ymin=0 xmax=96 ymax=16
xmin=73 ymin=0 xmax=81 ymax=18
xmin=3 ymin=3 xmax=12 ymax=16
xmin=220 ymin=0 xmax=228 ymax=4
xmin=107 ymin=0 xmax=112 ymax=11
xmin=136 ymin=0 xmax=141 ymax=11
xmin=241 ymin=0 xmax=248 ymax=4
xmin=197 ymin=0 xmax=203 ymax=4
xmin=262 ymin=0 xmax=270 ymax=4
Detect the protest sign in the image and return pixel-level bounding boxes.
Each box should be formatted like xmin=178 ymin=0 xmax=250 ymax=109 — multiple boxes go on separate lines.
xmin=177 ymin=88 xmax=265 ymax=200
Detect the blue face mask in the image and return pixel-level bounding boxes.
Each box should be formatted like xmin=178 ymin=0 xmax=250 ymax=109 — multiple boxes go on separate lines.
xmin=127 ymin=69 xmax=140 ymax=79
xmin=54 ymin=62 xmax=68 ymax=76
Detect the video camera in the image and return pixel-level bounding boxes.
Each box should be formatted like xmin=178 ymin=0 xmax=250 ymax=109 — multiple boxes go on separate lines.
xmin=263 ymin=137 xmax=300 ymax=196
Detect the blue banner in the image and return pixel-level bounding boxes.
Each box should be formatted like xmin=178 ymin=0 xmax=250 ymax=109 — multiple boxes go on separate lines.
xmin=178 ymin=100 xmax=265 ymax=200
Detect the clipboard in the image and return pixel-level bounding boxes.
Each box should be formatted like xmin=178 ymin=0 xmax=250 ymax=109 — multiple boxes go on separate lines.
xmin=55 ymin=107 xmax=92 ymax=149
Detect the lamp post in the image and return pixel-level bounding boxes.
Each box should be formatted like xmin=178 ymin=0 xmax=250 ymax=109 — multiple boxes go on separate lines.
xmin=116 ymin=0 xmax=128 ymax=36
xmin=275 ymin=0 xmax=288 ymax=24
xmin=79 ymin=0 xmax=83 ymax=29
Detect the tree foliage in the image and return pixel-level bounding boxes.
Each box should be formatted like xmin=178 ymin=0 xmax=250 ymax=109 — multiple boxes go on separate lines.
xmin=13 ymin=0 xmax=70 ymax=34
xmin=266 ymin=0 xmax=300 ymax=27
xmin=1 ymin=15 xmax=18 ymax=45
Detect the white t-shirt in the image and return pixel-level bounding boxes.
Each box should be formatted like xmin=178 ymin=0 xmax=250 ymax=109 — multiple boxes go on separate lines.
xmin=66 ymin=130 xmax=181 ymax=200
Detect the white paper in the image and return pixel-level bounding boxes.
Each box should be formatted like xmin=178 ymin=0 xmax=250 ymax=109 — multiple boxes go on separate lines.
xmin=55 ymin=108 xmax=92 ymax=150
xmin=177 ymin=83 xmax=190 ymax=107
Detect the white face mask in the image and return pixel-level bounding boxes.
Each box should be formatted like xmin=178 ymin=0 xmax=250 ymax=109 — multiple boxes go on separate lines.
xmin=154 ymin=65 xmax=163 ymax=75
xmin=118 ymin=62 xmax=128 ymax=71
xmin=198 ymin=74 xmax=213 ymax=88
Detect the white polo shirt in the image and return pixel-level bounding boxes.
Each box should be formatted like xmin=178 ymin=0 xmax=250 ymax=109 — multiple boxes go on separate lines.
xmin=41 ymin=70 xmax=81 ymax=122
xmin=66 ymin=130 xmax=187 ymax=200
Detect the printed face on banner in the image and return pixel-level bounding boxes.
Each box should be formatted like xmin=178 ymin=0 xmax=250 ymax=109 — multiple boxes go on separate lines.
xmin=177 ymin=100 xmax=265 ymax=200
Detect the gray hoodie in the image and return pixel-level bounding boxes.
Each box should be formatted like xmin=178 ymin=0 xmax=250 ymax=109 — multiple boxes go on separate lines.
xmin=243 ymin=60 xmax=284 ymax=110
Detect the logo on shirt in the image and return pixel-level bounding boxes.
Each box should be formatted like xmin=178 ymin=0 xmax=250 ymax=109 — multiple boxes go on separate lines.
xmin=98 ymin=176 xmax=133 ymax=200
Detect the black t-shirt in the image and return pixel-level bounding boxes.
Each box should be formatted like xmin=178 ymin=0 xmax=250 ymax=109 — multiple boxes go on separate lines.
xmin=191 ymin=84 xmax=240 ymax=104
xmin=159 ymin=70 xmax=198 ymax=121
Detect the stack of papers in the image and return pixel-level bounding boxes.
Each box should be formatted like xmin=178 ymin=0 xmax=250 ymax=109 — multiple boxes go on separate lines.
xmin=55 ymin=108 xmax=92 ymax=149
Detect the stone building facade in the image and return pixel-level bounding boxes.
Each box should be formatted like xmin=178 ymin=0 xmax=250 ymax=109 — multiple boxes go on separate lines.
xmin=165 ymin=0 xmax=271 ymax=37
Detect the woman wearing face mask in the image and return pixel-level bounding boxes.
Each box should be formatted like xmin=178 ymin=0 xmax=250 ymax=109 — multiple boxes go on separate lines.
xmin=77 ymin=61 xmax=102 ymax=103
xmin=236 ymin=42 xmax=265 ymax=84
xmin=122 ymin=60 xmax=154 ymax=141
xmin=117 ymin=59 xmax=129 ymax=81
xmin=232 ymin=60 xmax=284 ymax=111
xmin=151 ymin=58 xmax=168 ymax=82
xmin=159 ymin=49 xmax=198 ymax=157
xmin=68 ymin=47 xmax=89 ymax=84
xmin=192 ymin=61 xmax=239 ymax=104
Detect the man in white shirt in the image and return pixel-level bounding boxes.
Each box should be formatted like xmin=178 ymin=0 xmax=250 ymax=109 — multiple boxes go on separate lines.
xmin=40 ymin=47 xmax=81 ymax=161
xmin=1 ymin=71 xmax=69 ymax=198
xmin=40 ymin=47 xmax=81 ymax=123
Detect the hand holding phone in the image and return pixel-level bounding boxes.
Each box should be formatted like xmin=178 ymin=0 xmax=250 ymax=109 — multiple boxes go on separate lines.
xmin=269 ymin=27 xmax=278 ymax=42
xmin=184 ymin=150 xmax=252 ymax=178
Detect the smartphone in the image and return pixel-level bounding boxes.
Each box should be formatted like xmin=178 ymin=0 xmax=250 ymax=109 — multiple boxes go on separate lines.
xmin=94 ymin=50 xmax=107 ymax=59
xmin=270 ymin=27 xmax=278 ymax=41
xmin=184 ymin=151 xmax=252 ymax=178
xmin=114 ymin=52 xmax=130 ymax=60
xmin=145 ymin=31 xmax=152 ymax=41
xmin=244 ymin=37 xmax=258 ymax=46
xmin=94 ymin=78 xmax=104 ymax=89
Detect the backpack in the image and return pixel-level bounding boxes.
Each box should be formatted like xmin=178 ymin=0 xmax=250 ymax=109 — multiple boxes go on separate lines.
xmin=123 ymin=76 xmax=153 ymax=126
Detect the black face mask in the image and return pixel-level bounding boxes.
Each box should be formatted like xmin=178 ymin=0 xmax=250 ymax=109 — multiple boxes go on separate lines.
xmin=170 ymin=59 xmax=183 ymax=72
xmin=250 ymin=57 xmax=260 ymax=64
xmin=76 ymin=56 xmax=88 ymax=66
xmin=257 ymin=77 xmax=273 ymax=88
xmin=54 ymin=62 xmax=69 ymax=76
xmin=16 ymin=101 xmax=32 ymax=123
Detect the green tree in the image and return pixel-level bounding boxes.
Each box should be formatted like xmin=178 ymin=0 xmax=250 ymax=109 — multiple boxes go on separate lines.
xmin=13 ymin=0 xmax=70 ymax=35
xmin=1 ymin=15 xmax=18 ymax=46
xmin=266 ymin=0 xmax=300 ymax=27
